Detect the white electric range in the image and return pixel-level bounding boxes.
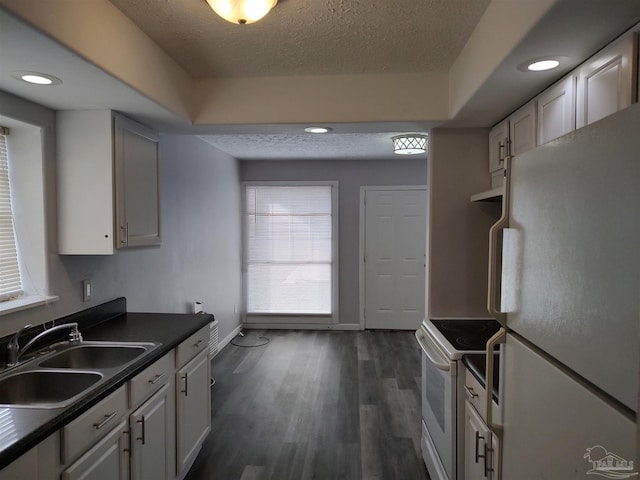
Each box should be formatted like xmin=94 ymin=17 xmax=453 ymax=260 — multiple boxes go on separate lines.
xmin=414 ymin=318 xmax=501 ymax=480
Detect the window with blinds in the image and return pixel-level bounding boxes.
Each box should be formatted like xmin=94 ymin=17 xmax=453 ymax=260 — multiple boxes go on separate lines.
xmin=0 ymin=130 xmax=23 ymax=302
xmin=244 ymin=184 xmax=335 ymax=315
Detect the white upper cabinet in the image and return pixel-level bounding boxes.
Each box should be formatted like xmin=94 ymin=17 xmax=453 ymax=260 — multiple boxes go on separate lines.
xmin=508 ymin=101 xmax=537 ymax=157
xmin=113 ymin=115 xmax=161 ymax=249
xmin=536 ymin=74 xmax=576 ymax=145
xmin=57 ymin=111 xmax=160 ymax=254
xmin=576 ymin=31 xmax=636 ymax=128
xmin=489 ymin=119 xmax=509 ymax=174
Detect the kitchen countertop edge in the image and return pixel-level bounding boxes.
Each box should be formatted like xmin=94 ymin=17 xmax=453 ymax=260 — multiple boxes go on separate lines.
xmin=0 ymin=311 xmax=214 ymax=470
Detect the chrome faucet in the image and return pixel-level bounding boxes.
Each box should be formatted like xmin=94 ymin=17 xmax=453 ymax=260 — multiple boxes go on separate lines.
xmin=6 ymin=322 xmax=83 ymax=367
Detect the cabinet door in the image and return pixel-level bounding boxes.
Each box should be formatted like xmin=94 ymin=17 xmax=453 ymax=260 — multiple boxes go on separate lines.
xmin=576 ymin=32 xmax=635 ymax=128
xmin=489 ymin=119 xmax=509 ymax=174
xmin=464 ymin=400 xmax=493 ymax=480
xmin=537 ymin=74 xmax=576 ymax=145
xmin=114 ymin=115 xmax=161 ymax=248
xmin=509 ymin=102 xmax=536 ymax=156
xmin=130 ymin=383 xmax=174 ymax=480
xmin=0 ymin=446 xmax=37 ymax=480
xmin=176 ymin=349 xmax=211 ymax=476
xmin=62 ymin=420 xmax=129 ymax=480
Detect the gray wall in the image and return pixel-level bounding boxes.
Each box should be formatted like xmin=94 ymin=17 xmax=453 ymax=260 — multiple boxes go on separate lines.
xmin=0 ymin=91 xmax=243 ymax=343
xmin=428 ymin=128 xmax=500 ymax=318
xmin=241 ymin=158 xmax=428 ymax=326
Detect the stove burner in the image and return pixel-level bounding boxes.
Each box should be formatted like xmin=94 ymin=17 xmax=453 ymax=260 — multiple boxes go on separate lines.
xmin=456 ymin=335 xmax=491 ymax=350
xmin=430 ymin=319 xmax=501 ymax=351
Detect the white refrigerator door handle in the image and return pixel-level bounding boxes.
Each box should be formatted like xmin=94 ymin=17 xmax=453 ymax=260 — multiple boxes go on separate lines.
xmin=415 ymin=328 xmax=451 ymax=371
xmin=487 ymin=156 xmax=511 ymax=324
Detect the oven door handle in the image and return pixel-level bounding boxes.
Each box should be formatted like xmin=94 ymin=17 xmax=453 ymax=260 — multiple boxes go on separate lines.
xmin=415 ymin=328 xmax=451 ymax=371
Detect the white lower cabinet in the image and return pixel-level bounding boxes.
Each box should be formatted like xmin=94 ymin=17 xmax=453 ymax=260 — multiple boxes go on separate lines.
xmin=0 ymin=326 xmax=212 ymax=480
xmin=62 ymin=420 xmax=130 ymax=480
xmin=464 ymin=399 xmax=498 ymax=480
xmin=130 ymin=383 xmax=174 ymax=480
xmin=176 ymin=348 xmax=211 ymax=477
xmin=1 ymin=446 xmax=38 ymax=480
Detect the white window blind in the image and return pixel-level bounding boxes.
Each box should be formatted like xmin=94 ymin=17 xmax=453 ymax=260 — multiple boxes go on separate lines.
xmin=0 ymin=131 xmax=23 ymax=302
xmin=245 ymin=185 xmax=333 ymax=314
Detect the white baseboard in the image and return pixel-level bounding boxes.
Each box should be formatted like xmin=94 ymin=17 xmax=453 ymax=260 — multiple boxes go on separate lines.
xmin=219 ymin=324 xmax=242 ymax=351
xmin=242 ymin=323 xmax=362 ymax=331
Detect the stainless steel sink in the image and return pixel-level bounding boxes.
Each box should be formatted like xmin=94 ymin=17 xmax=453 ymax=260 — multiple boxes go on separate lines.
xmin=39 ymin=343 xmax=149 ymax=369
xmin=0 ymin=370 xmax=103 ymax=407
xmin=0 ymin=340 xmax=160 ymax=409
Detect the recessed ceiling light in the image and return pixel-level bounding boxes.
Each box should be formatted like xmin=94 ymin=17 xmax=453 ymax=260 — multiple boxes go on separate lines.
xmin=11 ymin=71 xmax=62 ymax=86
xmin=304 ymin=127 xmax=331 ymax=134
xmin=527 ymin=59 xmax=560 ymax=71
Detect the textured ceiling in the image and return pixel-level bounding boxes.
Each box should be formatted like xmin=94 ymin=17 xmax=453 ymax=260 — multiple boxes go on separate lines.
xmin=198 ymin=132 xmax=426 ymax=160
xmin=108 ymin=0 xmax=491 ymax=78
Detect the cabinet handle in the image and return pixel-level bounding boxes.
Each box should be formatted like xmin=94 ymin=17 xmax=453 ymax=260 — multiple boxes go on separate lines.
xmin=486 ymin=444 xmax=495 ymax=476
xmin=137 ymin=415 xmax=146 ymax=445
xmin=475 ymin=431 xmax=485 ymax=464
xmin=498 ymin=141 xmax=505 ymax=163
xmin=120 ymin=223 xmax=129 ymax=245
xmin=464 ymin=384 xmax=479 ymax=399
xmin=93 ymin=411 xmax=117 ymax=430
xmin=193 ymin=339 xmax=204 ymax=348
xmin=122 ymin=429 xmax=130 ymax=453
xmin=181 ymin=373 xmax=189 ymax=396
xmin=148 ymin=372 xmax=166 ymax=385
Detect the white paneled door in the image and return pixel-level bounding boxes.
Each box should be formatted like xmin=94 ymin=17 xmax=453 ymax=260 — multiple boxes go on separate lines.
xmin=363 ymin=188 xmax=427 ymax=330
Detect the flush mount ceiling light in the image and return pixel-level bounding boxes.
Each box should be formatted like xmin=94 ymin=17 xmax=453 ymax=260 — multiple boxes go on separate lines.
xmin=304 ymin=127 xmax=331 ymax=134
xmin=392 ymin=134 xmax=428 ymax=155
xmin=11 ymin=71 xmax=62 ymax=86
xmin=205 ymin=0 xmax=277 ymax=24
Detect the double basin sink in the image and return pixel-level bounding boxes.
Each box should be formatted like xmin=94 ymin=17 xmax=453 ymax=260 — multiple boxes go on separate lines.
xmin=0 ymin=341 xmax=159 ymax=408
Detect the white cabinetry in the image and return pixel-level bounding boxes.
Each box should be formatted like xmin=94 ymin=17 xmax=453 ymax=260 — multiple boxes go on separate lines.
xmin=175 ymin=325 xmax=211 ymax=478
xmin=62 ymin=420 xmax=129 ymax=480
xmin=113 ymin=115 xmax=161 ymax=249
xmin=489 ymin=120 xmax=508 ymax=172
xmin=487 ymin=101 xmax=536 ymax=189
xmin=576 ymin=31 xmax=637 ymax=128
xmin=464 ymin=399 xmax=491 ymax=480
xmin=61 ymin=385 xmax=128 ymax=464
xmin=536 ymin=74 xmax=576 ymax=145
xmin=129 ymin=351 xmax=175 ymax=480
xmin=0 ymin=446 xmax=38 ymax=480
xmin=130 ymin=384 xmax=173 ymax=480
xmin=462 ymin=367 xmax=499 ymax=480
xmin=57 ymin=110 xmax=160 ymax=254
xmin=508 ymin=101 xmax=537 ymax=157
xmin=464 ymin=401 xmax=499 ymax=480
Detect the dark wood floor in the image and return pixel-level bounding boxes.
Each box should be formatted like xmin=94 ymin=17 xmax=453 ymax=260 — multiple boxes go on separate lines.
xmin=185 ymin=329 xmax=430 ymax=480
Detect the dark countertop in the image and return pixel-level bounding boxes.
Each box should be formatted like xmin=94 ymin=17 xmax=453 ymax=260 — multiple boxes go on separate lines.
xmin=462 ymin=353 xmax=500 ymax=404
xmin=0 ymin=298 xmax=213 ymax=470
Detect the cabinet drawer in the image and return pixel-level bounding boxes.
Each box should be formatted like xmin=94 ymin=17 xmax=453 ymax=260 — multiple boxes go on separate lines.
xmin=129 ymin=350 xmax=174 ymax=408
xmin=176 ymin=324 xmax=210 ymax=368
xmin=62 ymin=420 xmax=129 ymax=480
xmin=463 ymin=367 xmax=488 ymax=421
xmin=61 ymin=384 xmax=128 ymax=463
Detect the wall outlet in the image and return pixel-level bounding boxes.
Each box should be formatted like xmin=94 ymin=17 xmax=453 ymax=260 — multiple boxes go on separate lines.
xmin=82 ymin=279 xmax=92 ymax=302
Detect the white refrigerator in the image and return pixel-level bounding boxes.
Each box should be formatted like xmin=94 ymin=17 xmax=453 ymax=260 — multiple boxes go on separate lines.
xmin=487 ymin=103 xmax=639 ymax=479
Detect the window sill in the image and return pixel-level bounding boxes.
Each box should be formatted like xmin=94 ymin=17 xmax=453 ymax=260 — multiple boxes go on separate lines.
xmin=0 ymin=295 xmax=59 ymax=316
